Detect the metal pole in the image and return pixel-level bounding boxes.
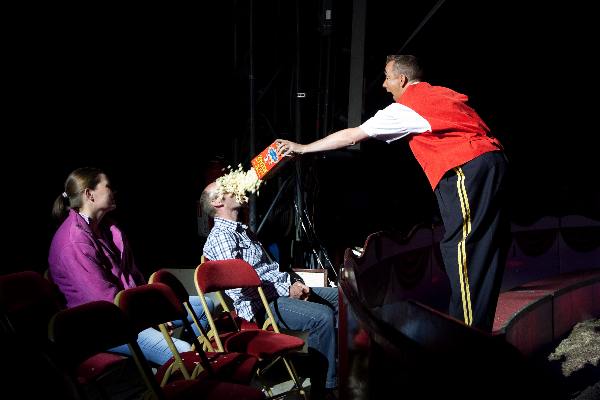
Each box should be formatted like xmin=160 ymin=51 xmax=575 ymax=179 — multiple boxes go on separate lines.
xmin=347 ymin=0 xmax=366 ymax=128
xmin=294 ymin=0 xmax=303 ymax=242
xmin=248 ymin=0 xmax=257 ymax=231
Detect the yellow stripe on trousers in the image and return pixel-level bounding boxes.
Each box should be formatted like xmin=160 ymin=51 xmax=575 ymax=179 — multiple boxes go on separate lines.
xmin=454 ymin=167 xmax=473 ymax=326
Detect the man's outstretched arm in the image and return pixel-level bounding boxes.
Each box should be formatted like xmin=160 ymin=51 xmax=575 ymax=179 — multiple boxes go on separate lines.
xmin=276 ymin=127 xmax=369 ymax=156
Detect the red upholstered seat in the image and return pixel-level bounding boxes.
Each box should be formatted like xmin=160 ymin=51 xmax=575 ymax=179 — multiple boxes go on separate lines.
xmin=75 ymin=352 xmax=127 ymax=384
xmin=214 ymin=310 xmax=260 ymax=331
xmin=161 ymin=378 xmax=264 ymax=400
xmin=155 ymin=351 xmax=258 ymax=385
xmin=224 ymin=329 xmax=305 ymax=359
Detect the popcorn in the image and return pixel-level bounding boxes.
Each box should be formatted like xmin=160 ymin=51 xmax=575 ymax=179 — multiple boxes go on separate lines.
xmin=215 ymin=164 xmax=262 ymax=204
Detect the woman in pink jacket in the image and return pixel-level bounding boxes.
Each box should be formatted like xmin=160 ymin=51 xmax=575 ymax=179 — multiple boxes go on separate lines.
xmin=48 ymin=167 xmax=213 ymax=365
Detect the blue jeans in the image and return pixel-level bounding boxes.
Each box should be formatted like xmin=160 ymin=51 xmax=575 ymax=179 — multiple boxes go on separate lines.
xmin=110 ymin=295 xmax=214 ymax=365
xmin=269 ymin=287 xmax=338 ymax=389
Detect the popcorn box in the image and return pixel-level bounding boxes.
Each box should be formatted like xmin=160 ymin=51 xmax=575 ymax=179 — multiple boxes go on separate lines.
xmin=251 ymin=141 xmax=289 ymax=180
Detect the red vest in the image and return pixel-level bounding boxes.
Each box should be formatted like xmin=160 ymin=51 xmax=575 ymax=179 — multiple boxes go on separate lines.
xmin=399 ymin=82 xmax=502 ymax=189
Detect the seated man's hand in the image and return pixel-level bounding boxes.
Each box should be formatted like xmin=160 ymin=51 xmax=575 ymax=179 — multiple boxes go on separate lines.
xmin=165 ymin=321 xmax=175 ymax=336
xmin=289 ymin=281 xmax=310 ymax=300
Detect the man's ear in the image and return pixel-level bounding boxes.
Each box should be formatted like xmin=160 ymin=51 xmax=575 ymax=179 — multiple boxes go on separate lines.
xmin=400 ymin=74 xmax=409 ymax=87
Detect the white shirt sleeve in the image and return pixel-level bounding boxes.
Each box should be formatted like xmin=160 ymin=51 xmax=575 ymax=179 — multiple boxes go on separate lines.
xmin=359 ymin=103 xmax=431 ymax=143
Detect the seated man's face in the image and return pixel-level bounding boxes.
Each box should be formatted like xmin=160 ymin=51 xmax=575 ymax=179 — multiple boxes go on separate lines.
xmin=222 ymin=192 xmax=246 ymax=209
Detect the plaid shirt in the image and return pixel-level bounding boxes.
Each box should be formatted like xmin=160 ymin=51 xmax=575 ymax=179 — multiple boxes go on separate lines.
xmin=203 ymin=217 xmax=291 ymax=321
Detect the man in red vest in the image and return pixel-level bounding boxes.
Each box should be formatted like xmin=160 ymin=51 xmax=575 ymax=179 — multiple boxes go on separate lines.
xmin=276 ymin=54 xmax=509 ymax=332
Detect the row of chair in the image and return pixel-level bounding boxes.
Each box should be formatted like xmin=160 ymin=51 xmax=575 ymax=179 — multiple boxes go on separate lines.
xmin=0 ymin=258 xmax=308 ymax=399
xmin=150 ymin=260 xmax=306 ymax=397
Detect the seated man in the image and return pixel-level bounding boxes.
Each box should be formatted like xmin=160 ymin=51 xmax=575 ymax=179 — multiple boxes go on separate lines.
xmin=201 ymin=181 xmax=338 ymax=394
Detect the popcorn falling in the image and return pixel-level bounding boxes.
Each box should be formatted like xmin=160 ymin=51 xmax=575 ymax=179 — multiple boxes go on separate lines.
xmin=215 ymin=164 xmax=262 ymax=204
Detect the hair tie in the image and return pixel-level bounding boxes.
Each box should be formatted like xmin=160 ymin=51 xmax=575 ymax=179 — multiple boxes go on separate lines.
xmin=62 ymin=192 xmax=68 ymax=199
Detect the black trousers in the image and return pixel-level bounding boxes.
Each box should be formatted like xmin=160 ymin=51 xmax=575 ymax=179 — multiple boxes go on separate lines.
xmin=434 ymin=151 xmax=509 ymax=331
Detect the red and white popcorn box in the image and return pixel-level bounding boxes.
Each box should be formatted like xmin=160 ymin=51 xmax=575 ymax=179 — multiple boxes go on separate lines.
xmin=251 ymin=141 xmax=289 ymax=180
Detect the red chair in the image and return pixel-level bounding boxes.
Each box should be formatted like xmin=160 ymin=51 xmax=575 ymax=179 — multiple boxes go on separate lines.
xmin=0 ymin=271 xmax=126 ymax=394
xmin=49 ymin=300 xmax=264 ymax=400
xmin=148 ymin=269 xmax=216 ymax=351
xmin=122 ymin=278 xmax=259 ymax=387
xmin=194 ymin=259 xmax=307 ymax=399
xmin=200 ymin=256 xmax=259 ymax=347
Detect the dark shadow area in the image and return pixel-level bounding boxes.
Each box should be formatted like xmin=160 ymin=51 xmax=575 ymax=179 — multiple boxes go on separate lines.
xmin=339 ymin=262 xmax=559 ymax=399
xmin=3 ymin=1 xmax=599 ymax=278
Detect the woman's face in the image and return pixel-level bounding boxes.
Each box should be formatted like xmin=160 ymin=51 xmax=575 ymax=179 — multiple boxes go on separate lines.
xmin=90 ymin=174 xmax=116 ymax=212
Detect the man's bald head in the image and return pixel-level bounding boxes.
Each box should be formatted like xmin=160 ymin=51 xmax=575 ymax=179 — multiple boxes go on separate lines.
xmin=200 ymin=182 xmax=220 ymax=217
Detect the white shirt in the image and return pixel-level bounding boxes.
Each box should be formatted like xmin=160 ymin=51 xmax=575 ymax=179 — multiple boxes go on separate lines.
xmin=359 ymin=102 xmax=431 ymax=143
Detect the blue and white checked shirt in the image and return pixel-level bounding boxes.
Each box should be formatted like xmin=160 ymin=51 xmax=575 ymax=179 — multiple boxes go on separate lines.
xmin=203 ymin=217 xmax=291 ymax=321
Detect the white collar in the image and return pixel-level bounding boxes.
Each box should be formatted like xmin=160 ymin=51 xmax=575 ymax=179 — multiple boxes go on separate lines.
xmin=78 ymin=212 xmax=92 ymax=224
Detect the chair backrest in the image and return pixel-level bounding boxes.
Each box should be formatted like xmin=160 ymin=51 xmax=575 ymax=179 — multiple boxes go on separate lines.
xmin=0 ymin=271 xmax=83 ymax=399
xmin=194 ymin=260 xmax=282 ymax=344
xmin=149 ymin=269 xmax=215 ymax=351
xmin=50 ymin=300 xmax=135 ymax=368
xmin=149 ymin=270 xmax=190 ymax=302
xmin=116 ymin=283 xmax=187 ymax=333
xmin=199 ymin=257 xmax=234 ymax=313
xmin=195 ymin=259 xmax=262 ymax=293
xmin=115 ymin=283 xmax=214 ymax=381
xmin=0 ymin=271 xmax=62 ymax=342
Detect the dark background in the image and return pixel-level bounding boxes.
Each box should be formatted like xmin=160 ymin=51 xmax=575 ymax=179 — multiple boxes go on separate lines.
xmin=4 ymin=2 xmax=599 ymax=276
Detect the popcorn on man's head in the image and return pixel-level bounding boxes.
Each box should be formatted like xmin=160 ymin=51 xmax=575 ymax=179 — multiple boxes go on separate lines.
xmin=215 ymin=164 xmax=262 ymax=204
